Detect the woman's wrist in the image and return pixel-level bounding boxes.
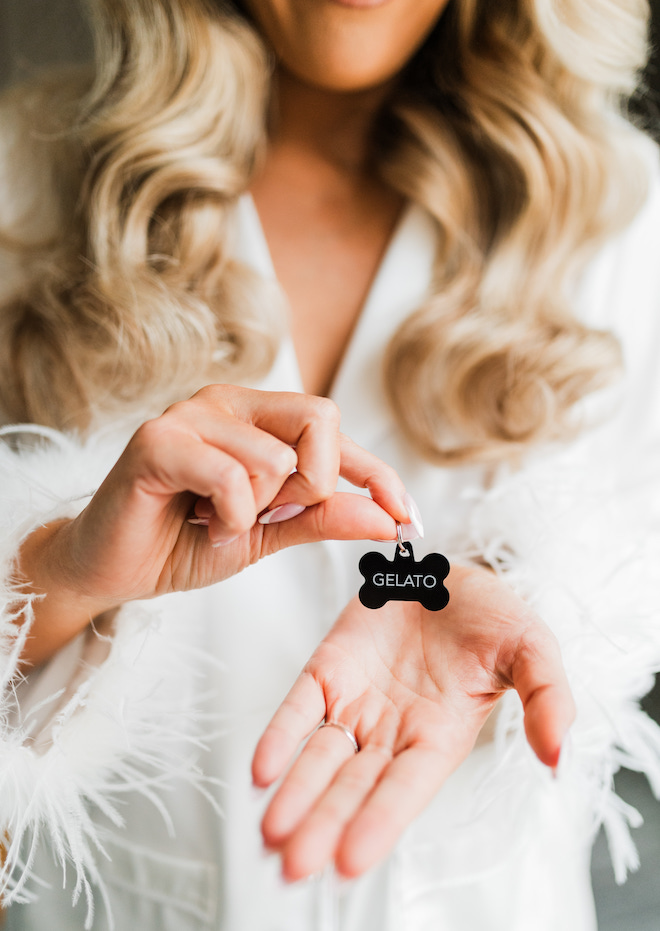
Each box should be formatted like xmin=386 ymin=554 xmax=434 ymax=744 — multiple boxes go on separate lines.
xmin=16 ymin=518 xmax=121 ymax=667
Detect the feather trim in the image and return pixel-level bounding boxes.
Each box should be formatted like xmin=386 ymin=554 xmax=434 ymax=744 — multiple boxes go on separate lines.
xmin=467 ymin=429 xmax=660 ymax=883
xmin=0 ymin=426 xmax=220 ymax=929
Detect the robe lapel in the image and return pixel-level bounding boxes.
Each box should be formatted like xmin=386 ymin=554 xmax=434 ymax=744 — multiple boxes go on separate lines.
xmin=329 ymin=202 xmax=436 ymax=451
xmin=233 ymin=195 xmax=306 ymax=395
xmin=233 ymin=194 xmax=437 ymax=449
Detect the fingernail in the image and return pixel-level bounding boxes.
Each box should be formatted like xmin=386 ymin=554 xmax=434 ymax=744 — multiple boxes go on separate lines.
xmin=551 ymin=751 xmax=561 ymax=779
xmin=400 ymin=523 xmax=420 ymax=542
xmin=211 ymin=535 xmax=239 ymax=549
xmin=551 ymin=733 xmax=572 ymax=779
xmin=283 ymin=870 xmax=322 ymax=886
xmin=403 ymin=492 xmax=424 ymax=539
xmin=188 ymin=517 xmax=210 ymax=526
xmin=258 ymin=503 xmax=306 ymax=525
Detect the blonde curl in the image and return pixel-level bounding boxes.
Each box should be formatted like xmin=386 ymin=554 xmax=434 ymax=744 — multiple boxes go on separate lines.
xmin=0 ymin=0 xmax=652 ymax=461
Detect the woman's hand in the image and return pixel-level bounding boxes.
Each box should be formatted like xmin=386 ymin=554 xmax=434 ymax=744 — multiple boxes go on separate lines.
xmin=18 ymin=385 xmax=410 ymax=665
xmin=252 ymin=564 xmax=575 ymax=882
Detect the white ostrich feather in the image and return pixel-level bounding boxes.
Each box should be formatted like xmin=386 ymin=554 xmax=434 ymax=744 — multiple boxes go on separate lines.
xmin=0 ymin=426 xmax=220 ymax=929
xmin=467 ymin=429 xmax=660 ymax=884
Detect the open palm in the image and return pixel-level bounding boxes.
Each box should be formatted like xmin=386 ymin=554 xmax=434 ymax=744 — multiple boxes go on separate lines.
xmin=252 ymin=564 xmax=575 ymax=881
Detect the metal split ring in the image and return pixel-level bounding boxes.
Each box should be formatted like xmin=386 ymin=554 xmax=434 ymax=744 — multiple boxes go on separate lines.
xmin=396 ymin=522 xmax=410 ymax=557
xmin=319 ymin=720 xmax=359 ymax=754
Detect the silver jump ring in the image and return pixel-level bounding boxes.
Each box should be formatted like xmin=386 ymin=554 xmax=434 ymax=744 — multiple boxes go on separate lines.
xmin=320 ymin=721 xmax=359 ymax=754
xmin=396 ymin=522 xmax=410 ymax=557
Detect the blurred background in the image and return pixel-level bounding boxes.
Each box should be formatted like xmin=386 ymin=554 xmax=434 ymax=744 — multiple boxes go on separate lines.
xmin=1 ymin=1 xmax=659 ymax=928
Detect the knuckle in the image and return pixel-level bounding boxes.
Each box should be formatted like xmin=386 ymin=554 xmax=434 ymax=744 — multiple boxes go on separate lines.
xmin=262 ymin=443 xmax=297 ymax=480
xmin=312 ymin=502 xmax=329 ymax=539
xmin=309 ymin=396 xmax=341 ymax=427
xmin=217 ymin=460 xmax=249 ymax=498
xmin=192 ymin=383 xmax=232 ymax=408
xmin=130 ymin=417 xmax=170 ymax=456
xmin=217 ymin=509 xmax=253 ymax=539
xmin=307 ymin=471 xmax=337 ymax=500
xmin=159 ymin=399 xmax=193 ymax=426
xmin=378 ymin=461 xmax=400 ymax=488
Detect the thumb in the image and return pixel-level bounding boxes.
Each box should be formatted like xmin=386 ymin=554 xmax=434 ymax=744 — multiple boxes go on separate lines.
xmin=260 ymin=492 xmax=399 ymax=554
xmin=511 ymin=625 xmax=576 ymax=769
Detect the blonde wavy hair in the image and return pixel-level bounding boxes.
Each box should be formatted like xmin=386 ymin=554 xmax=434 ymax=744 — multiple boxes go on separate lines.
xmin=0 ymin=0 xmax=651 ymax=462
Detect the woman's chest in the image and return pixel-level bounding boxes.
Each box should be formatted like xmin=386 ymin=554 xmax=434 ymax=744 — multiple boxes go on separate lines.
xmin=249 ymin=177 xmax=404 ymax=397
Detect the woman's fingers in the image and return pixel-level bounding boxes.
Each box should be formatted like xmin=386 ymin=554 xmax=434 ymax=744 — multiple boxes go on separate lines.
xmin=271 ymin=733 xmax=471 ymax=883
xmin=183 ymin=414 xmax=298 ymax=516
xmin=257 ymin=431 xmax=414 ymax=554
xmin=114 ymin=421 xmax=258 ymax=536
xmin=228 ymin=390 xmax=343 ymax=508
xmin=276 ymin=746 xmax=391 ymax=882
xmin=269 ymin=431 xmax=409 ymax=524
xmin=131 ymin=388 xmax=410 ymax=541
xmin=511 ymin=626 xmax=576 ymax=768
xmin=337 ymin=434 xmax=409 ymax=525
xmin=149 ymin=396 xmax=299 ymax=516
xmin=261 ymin=723 xmax=366 ymax=852
xmin=258 ymin=492 xmax=399 ymax=555
xmin=252 ymin=671 xmax=326 ymax=788
xmin=232 ymin=388 xmax=408 ymax=521
xmin=332 ymin=744 xmax=460 ymax=879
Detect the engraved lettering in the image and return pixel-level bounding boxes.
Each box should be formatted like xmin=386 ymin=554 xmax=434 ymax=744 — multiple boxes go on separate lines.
xmin=358 ymin=542 xmax=450 ymax=611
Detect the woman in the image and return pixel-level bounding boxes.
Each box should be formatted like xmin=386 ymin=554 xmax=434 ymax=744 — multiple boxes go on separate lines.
xmin=0 ymin=0 xmax=659 ymax=928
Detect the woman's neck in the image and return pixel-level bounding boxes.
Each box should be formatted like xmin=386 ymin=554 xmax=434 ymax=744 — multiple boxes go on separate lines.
xmin=249 ymin=69 xmax=404 ymax=397
xmin=268 ymin=67 xmax=392 ymax=176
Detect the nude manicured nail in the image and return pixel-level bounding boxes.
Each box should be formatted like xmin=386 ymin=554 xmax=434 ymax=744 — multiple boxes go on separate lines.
xmin=258 ymin=503 xmax=306 ymax=525
xmin=403 ymin=492 xmax=425 ymax=539
xmin=400 ymin=522 xmax=421 ymax=542
xmin=188 ymin=517 xmax=210 ymax=526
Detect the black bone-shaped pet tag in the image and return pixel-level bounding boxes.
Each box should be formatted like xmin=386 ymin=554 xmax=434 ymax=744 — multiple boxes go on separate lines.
xmin=358 ymin=529 xmax=450 ymax=611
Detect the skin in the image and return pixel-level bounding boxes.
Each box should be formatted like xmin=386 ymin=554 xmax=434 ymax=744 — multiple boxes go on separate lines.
xmin=240 ymin=0 xmax=450 ymax=93
xmin=253 ymin=576 xmax=574 ymax=881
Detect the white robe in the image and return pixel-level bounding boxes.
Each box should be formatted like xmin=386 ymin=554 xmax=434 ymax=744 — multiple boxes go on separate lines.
xmin=1 ymin=118 xmax=660 ymax=931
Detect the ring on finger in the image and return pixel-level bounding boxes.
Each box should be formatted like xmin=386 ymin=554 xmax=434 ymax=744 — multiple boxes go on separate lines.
xmin=319 ymin=720 xmax=359 ymax=754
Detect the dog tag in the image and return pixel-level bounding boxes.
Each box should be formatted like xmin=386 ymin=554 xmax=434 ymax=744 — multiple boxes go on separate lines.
xmin=358 ymin=525 xmax=450 ymax=611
